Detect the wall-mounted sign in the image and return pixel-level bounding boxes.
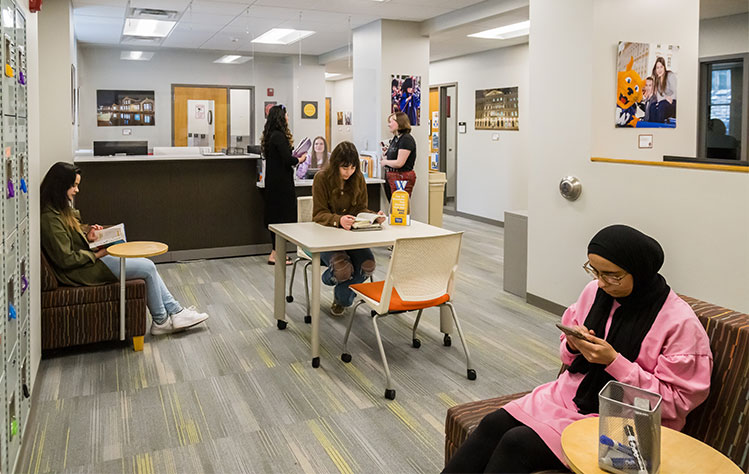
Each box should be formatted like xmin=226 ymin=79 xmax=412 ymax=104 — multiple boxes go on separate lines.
xmin=301 ymin=101 xmax=318 ymax=119
xmin=267 ymin=88 xmax=274 ymax=97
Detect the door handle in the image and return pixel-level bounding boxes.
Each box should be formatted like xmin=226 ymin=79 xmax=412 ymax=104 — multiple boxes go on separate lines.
xmin=207 ymin=110 xmax=213 ymax=125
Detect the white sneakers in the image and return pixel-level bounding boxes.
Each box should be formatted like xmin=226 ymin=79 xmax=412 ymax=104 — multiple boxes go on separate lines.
xmin=151 ymin=306 xmax=209 ymax=336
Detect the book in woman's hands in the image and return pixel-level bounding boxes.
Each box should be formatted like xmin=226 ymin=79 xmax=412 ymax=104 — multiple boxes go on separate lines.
xmin=88 ymin=223 xmax=126 ymax=249
xmin=292 ymin=137 xmax=311 ymax=158
xmin=352 ymin=212 xmax=382 ymax=231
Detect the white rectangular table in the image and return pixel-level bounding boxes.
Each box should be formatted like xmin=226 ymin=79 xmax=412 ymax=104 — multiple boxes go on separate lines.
xmin=268 ymin=220 xmax=455 ymax=367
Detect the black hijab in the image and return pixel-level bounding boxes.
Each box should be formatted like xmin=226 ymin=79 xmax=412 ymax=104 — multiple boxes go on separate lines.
xmin=568 ymin=224 xmax=670 ymax=414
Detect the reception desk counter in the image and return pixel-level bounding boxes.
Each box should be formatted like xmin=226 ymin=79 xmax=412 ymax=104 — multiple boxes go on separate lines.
xmin=73 ymin=154 xmax=384 ymax=262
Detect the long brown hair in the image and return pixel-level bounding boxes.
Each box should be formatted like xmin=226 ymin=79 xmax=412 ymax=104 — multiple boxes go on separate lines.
xmin=651 ymin=57 xmax=670 ymax=95
xmin=317 ymin=141 xmax=365 ymax=200
xmin=311 ymin=136 xmax=329 ymax=168
xmin=40 ymin=162 xmax=82 ymax=233
xmin=388 ymin=111 xmax=411 ymax=134
xmin=261 ymin=105 xmax=293 ymax=157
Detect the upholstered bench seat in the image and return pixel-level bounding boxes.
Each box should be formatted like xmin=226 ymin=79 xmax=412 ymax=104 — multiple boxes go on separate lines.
xmin=41 ymin=252 xmax=148 ymax=351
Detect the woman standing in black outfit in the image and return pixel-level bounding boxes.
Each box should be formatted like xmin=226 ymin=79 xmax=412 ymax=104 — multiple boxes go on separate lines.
xmin=380 ymin=111 xmax=417 ymax=201
xmin=262 ymin=104 xmax=307 ymax=265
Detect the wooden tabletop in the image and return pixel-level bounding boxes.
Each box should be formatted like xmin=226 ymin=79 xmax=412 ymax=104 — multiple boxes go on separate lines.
xmin=108 ymin=241 xmax=169 ymax=258
xmin=562 ymin=417 xmax=742 ymax=474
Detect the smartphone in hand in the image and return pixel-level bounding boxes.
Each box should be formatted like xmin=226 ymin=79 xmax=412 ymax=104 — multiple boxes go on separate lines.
xmin=556 ymin=323 xmax=589 ymax=341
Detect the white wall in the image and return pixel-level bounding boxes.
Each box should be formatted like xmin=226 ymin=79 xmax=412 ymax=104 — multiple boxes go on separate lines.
xmin=291 ymin=55 xmax=327 ymax=145
xmin=326 ymin=78 xmax=354 ymax=147
xmin=77 ymin=46 xmax=305 ymax=150
xmin=430 ymin=45 xmax=530 ymax=221
xmin=528 ymin=0 xmax=749 ymax=314
xmin=699 ymin=13 xmax=749 ymax=57
xmin=38 ymin=0 xmax=75 ymax=172
xmin=23 ymin=0 xmax=41 ymax=408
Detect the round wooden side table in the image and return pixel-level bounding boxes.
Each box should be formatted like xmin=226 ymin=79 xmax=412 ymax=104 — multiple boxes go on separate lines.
xmin=107 ymin=242 xmax=168 ymax=345
xmin=561 ymin=417 xmax=742 ymax=474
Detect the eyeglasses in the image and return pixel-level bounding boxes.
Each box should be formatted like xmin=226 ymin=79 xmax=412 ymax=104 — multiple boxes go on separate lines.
xmin=582 ymin=261 xmax=627 ymax=286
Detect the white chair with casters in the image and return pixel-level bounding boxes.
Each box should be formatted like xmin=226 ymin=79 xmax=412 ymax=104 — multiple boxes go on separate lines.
xmin=341 ymin=232 xmax=475 ymax=400
xmin=287 ymin=196 xmax=314 ymax=323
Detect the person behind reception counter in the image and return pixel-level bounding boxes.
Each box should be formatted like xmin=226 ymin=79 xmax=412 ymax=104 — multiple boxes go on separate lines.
xmin=312 ymin=141 xmax=386 ymax=317
xmin=262 ymin=104 xmax=307 ymax=265
xmin=40 ymin=162 xmax=209 ymax=336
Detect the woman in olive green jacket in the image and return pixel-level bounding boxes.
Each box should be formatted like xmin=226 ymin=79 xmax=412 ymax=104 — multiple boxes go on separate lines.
xmin=40 ymin=162 xmax=209 ymax=336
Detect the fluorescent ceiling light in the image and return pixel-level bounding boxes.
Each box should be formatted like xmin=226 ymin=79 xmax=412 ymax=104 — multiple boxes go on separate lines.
xmin=325 ymin=73 xmax=341 ymax=79
xmin=252 ymin=28 xmax=315 ymax=45
xmin=120 ymin=51 xmax=154 ymax=61
xmin=123 ymin=18 xmax=176 ymax=38
xmin=214 ymin=55 xmax=253 ymax=64
xmin=468 ymin=20 xmax=530 ymax=40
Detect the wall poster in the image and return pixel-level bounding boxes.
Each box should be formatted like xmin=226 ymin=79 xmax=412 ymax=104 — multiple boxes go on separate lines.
xmin=391 ymin=74 xmax=421 ymax=126
xmin=475 ymin=87 xmax=518 ymax=130
xmin=97 ymin=90 xmax=155 ymax=126
xmin=616 ymin=41 xmax=679 ymax=128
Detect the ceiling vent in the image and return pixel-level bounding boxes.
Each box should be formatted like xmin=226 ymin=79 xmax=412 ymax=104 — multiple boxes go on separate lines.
xmin=121 ymin=35 xmax=162 ymax=45
xmin=128 ymin=8 xmax=179 ymax=20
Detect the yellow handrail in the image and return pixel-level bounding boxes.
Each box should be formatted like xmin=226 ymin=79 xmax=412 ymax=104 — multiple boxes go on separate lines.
xmin=591 ymin=157 xmax=749 ymax=173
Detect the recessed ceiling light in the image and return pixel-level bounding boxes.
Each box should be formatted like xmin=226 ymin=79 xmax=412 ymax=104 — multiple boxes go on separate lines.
xmin=251 ymin=28 xmax=315 ymax=45
xmin=214 ymin=55 xmax=253 ymax=64
xmin=120 ymin=51 xmax=154 ymax=61
xmin=468 ymin=20 xmax=530 ymax=40
xmin=123 ymin=18 xmax=176 ymax=38
xmin=325 ymin=73 xmax=341 ymax=79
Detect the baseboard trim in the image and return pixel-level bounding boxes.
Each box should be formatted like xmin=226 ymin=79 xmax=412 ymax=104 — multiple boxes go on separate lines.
xmin=526 ymin=292 xmax=566 ymax=316
xmin=443 ymin=209 xmax=504 ymax=227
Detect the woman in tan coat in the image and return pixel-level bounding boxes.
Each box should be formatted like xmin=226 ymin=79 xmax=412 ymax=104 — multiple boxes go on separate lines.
xmin=312 ymin=142 xmax=385 ymax=316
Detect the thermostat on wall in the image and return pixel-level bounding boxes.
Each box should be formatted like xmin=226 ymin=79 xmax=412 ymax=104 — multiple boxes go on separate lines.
xmin=122 ymin=128 xmax=132 ymax=136
xmin=638 ymin=134 xmax=653 ymax=149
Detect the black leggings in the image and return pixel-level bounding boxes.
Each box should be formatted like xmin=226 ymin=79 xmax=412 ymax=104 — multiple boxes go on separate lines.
xmin=442 ymin=409 xmax=566 ymax=473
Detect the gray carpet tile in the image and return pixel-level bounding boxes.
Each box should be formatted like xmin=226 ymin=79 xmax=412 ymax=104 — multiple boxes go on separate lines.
xmin=20 ymin=215 xmax=562 ymax=473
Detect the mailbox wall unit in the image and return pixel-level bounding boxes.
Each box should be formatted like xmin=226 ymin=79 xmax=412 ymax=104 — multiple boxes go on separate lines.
xmin=0 ymin=1 xmax=29 ymax=472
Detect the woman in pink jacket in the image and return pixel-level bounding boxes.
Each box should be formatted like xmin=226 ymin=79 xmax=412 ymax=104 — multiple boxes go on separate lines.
xmin=443 ymin=225 xmax=712 ymax=473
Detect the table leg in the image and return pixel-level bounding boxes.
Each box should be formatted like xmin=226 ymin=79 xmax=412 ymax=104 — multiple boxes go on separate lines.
xmin=274 ymin=233 xmax=288 ymax=329
xmin=310 ymin=252 xmax=321 ymax=368
xmin=119 ymin=257 xmax=126 ymax=341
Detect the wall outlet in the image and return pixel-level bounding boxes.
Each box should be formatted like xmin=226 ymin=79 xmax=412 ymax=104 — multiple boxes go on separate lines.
xmin=492 ymin=133 xmax=499 ymax=141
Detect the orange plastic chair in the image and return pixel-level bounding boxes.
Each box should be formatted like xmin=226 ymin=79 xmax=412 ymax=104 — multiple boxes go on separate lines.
xmin=341 ymin=232 xmax=475 ymax=400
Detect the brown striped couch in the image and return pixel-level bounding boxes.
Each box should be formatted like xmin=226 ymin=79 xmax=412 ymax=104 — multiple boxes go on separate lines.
xmin=41 ymin=251 xmax=147 ymax=352
xmin=444 ymin=295 xmax=749 ymax=472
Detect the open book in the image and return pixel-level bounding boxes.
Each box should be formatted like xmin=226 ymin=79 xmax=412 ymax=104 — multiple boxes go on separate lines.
xmin=88 ymin=223 xmax=126 ymax=249
xmin=352 ymin=212 xmax=383 ymax=231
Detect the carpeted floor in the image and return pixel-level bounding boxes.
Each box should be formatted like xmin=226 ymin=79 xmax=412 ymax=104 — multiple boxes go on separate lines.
xmin=19 ymin=215 xmax=563 ymax=473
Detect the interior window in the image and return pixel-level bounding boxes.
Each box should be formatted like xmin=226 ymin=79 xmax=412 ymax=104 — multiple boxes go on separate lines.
xmin=700 ymin=57 xmax=746 ymax=161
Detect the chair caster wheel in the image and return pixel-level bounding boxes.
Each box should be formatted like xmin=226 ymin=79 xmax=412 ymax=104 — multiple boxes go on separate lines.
xmin=467 ymin=369 xmax=477 ymax=380
xmin=384 ymin=388 xmax=396 ymax=400
xmin=277 ymin=320 xmax=287 ymax=330
xmin=412 ymin=338 xmax=421 ymax=348
xmin=304 ymin=315 xmax=311 ymax=324
xmin=312 ymin=357 xmax=320 ymax=368
xmin=443 ymin=334 xmax=452 ymax=346
xmin=341 ymin=353 xmax=352 ymax=363
xmin=286 ymin=295 xmax=294 ymax=303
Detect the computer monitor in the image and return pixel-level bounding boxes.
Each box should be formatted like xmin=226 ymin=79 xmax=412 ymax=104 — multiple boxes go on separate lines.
xmin=93 ymin=141 xmax=148 ymax=156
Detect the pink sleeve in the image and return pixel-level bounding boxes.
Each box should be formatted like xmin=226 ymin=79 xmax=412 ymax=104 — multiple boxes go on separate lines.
xmin=558 ymin=283 xmax=598 ymax=366
xmin=605 ymin=317 xmax=713 ymax=426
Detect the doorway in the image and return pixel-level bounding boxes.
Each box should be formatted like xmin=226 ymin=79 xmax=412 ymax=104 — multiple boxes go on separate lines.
xmin=430 ymin=83 xmax=458 ymax=212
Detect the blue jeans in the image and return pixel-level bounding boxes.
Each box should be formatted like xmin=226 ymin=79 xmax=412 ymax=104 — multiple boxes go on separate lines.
xmin=321 ymin=249 xmax=376 ymax=307
xmin=101 ymin=255 xmax=182 ymax=324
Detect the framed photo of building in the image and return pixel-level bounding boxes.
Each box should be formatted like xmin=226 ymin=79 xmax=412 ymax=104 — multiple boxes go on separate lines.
xmin=475 ymin=87 xmax=518 ymax=130
xmin=96 ymin=90 xmax=155 ymax=126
